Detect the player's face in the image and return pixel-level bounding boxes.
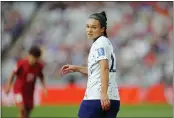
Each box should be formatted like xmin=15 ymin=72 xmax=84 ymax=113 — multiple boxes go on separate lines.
xmin=86 ymin=18 xmax=105 ymax=40
xmin=28 ymin=55 xmax=39 ymax=65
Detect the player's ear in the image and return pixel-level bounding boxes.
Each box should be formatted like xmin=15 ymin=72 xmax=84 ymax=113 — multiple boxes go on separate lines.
xmin=101 ymin=27 xmax=105 ymax=33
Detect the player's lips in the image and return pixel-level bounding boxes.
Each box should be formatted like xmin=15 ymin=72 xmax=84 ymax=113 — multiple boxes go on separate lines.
xmin=88 ymin=34 xmax=93 ymax=37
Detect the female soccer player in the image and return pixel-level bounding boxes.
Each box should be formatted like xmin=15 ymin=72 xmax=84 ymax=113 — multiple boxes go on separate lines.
xmin=5 ymin=46 xmax=47 ymax=118
xmin=61 ymin=11 xmax=120 ymax=118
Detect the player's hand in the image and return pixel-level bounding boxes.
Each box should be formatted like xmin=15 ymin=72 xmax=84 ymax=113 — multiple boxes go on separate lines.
xmin=60 ymin=64 xmax=77 ymax=75
xmin=5 ymin=86 xmax=11 ymax=95
xmin=100 ymin=93 xmax=110 ymax=111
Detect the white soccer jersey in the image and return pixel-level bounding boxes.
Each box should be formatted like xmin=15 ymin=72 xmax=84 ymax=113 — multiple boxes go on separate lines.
xmin=84 ymin=36 xmax=120 ymax=100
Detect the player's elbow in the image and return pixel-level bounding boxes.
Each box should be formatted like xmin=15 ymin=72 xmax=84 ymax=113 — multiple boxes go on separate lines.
xmin=100 ymin=67 xmax=109 ymax=77
xmin=10 ymin=72 xmax=16 ymax=78
xmin=101 ymin=67 xmax=109 ymax=73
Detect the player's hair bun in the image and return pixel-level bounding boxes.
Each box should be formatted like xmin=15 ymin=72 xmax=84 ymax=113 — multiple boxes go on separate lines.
xmin=100 ymin=11 xmax=107 ymax=21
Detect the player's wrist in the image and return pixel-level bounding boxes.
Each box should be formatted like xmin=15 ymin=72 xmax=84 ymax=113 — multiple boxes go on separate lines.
xmin=74 ymin=66 xmax=80 ymax=72
xmin=101 ymin=87 xmax=108 ymax=95
xmin=7 ymin=83 xmax=11 ymax=88
xmin=101 ymin=90 xmax=108 ymax=95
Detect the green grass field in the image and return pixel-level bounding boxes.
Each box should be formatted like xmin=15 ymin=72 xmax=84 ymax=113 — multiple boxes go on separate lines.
xmin=2 ymin=104 xmax=173 ymax=118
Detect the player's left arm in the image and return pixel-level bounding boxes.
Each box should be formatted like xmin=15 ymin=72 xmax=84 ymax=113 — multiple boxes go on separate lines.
xmin=98 ymin=53 xmax=110 ymax=96
xmin=95 ymin=41 xmax=110 ymax=95
xmin=95 ymin=41 xmax=110 ymax=110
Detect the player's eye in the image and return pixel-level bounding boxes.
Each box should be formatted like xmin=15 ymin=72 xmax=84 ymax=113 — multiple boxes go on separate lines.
xmin=86 ymin=25 xmax=89 ymax=28
xmin=92 ymin=26 xmax=96 ymax=29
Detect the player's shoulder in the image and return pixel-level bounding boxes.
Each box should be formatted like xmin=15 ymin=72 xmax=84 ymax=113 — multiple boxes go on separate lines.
xmin=17 ymin=58 xmax=28 ymax=65
xmin=36 ymin=60 xmax=45 ymax=68
xmin=97 ymin=36 xmax=108 ymax=42
xmin=95 ymin=36 xmax=110 ymax=46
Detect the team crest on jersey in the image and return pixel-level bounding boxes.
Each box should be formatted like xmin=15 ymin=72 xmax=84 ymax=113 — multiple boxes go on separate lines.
xmin=97 ymin=48 xmax=105 ymax=56
xmin=27 ymin=73 xmax=34 ymax=82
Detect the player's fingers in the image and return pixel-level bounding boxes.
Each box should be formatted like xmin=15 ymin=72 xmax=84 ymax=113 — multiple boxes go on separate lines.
xmin=108 ymin=99 xmax=110 ymax=108
xmin=5 ymin=88 xmax=9 ymax=94
xmin=64 ymin=69 xmax=75 ymax=74
xmin=64 ymin=68 xmax=73 ymax=72
xmin=106 ymin=99 xmax=110 ymax=110
xmin=63 ymin=69 xmax=74 ymax=75
xmin=103 ymin=100 xmax=107 ymax=110
xmin=61 ymin=66 xmax=70 ymax=75
xmin=102 ymin=100 xmax=105 ymax=110
xmin=60 ymin=65 xmax=66 ymax=71
xmin=6 ymin=91 xmax=9 ymax=94
xmin=61 ymin=70 xmax=65 ymax=75
xmin=103 ymin=99 xmax=109 ymax=111
xmin=105 ymin=100 xmax=110 ymax=110
xmin=62 ymin=70 xmax=69 ymax=75
xmin=60 ymin=68 xmax=65 ymax=75
xmin=101 ymin=100 xmax=105 ymax=110
xmin=61 ymin=65 xmax=69 ymax=72
xmin=5 ymin=90 xmax=8 ymax=94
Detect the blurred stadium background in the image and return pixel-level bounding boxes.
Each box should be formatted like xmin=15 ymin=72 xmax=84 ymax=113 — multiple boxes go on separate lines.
xmin=1 ymin=1 xmax=173 ymax=118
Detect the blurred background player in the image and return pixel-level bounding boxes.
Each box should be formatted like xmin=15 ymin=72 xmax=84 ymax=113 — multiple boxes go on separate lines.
xmin=5 ymin=45 xmax=47 ymax=118
xmin=61 ymin=11 xmax=120 ymax=118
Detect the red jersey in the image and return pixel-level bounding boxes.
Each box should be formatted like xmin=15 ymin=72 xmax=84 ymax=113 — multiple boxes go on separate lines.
xmin=13 ymin=58 xmax=44 ymax=95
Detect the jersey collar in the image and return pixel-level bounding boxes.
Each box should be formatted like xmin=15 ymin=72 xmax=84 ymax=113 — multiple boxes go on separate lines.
xmin=93 ymin=35 xmax=104 ymax=43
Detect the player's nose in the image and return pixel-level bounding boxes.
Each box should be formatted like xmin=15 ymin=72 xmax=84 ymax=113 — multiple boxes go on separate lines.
xmin=86 ymin=27 xmax=93 ymax=33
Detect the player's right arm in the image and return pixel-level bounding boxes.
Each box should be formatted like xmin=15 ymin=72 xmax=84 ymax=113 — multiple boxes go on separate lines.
xmin=5 ymin=72 xmax=16 ymax=94
xmin=75 ymin=66 xmax=88 ymax=76
xmin=61 ymin=65 xmax=88 ymax=76
xmin=5 ymin=60 xmax=22 ymax=94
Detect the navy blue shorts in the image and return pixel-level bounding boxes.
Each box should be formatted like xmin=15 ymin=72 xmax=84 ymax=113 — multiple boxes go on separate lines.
xmin=78 ymin=100 xmax=120 ymax=118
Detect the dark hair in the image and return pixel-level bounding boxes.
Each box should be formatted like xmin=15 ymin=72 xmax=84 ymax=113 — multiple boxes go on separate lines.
xmin=100 ymin=11 xmax=107 ymax=37
xmin=89 ymin=11 xmax=108 ymax=37
xmin=29 ymin=45 xmax=42 ymax=58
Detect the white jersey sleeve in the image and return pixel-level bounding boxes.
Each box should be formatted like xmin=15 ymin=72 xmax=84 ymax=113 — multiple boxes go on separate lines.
xmin=95 ymin=38 xmax=110 ymax=61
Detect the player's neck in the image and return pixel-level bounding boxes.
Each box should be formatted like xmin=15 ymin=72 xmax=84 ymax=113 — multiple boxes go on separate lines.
xmin=93 ymin=35 xmax=103 ymax=43
xmin=29 ymin=62 xmax=37 ymax=66
xmin=26 ymin=58 xmax=37 ymax=66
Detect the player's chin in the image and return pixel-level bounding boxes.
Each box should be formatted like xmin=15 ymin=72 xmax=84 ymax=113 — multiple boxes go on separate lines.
xmin=87 ymin=36 xmax=94 ymax=40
